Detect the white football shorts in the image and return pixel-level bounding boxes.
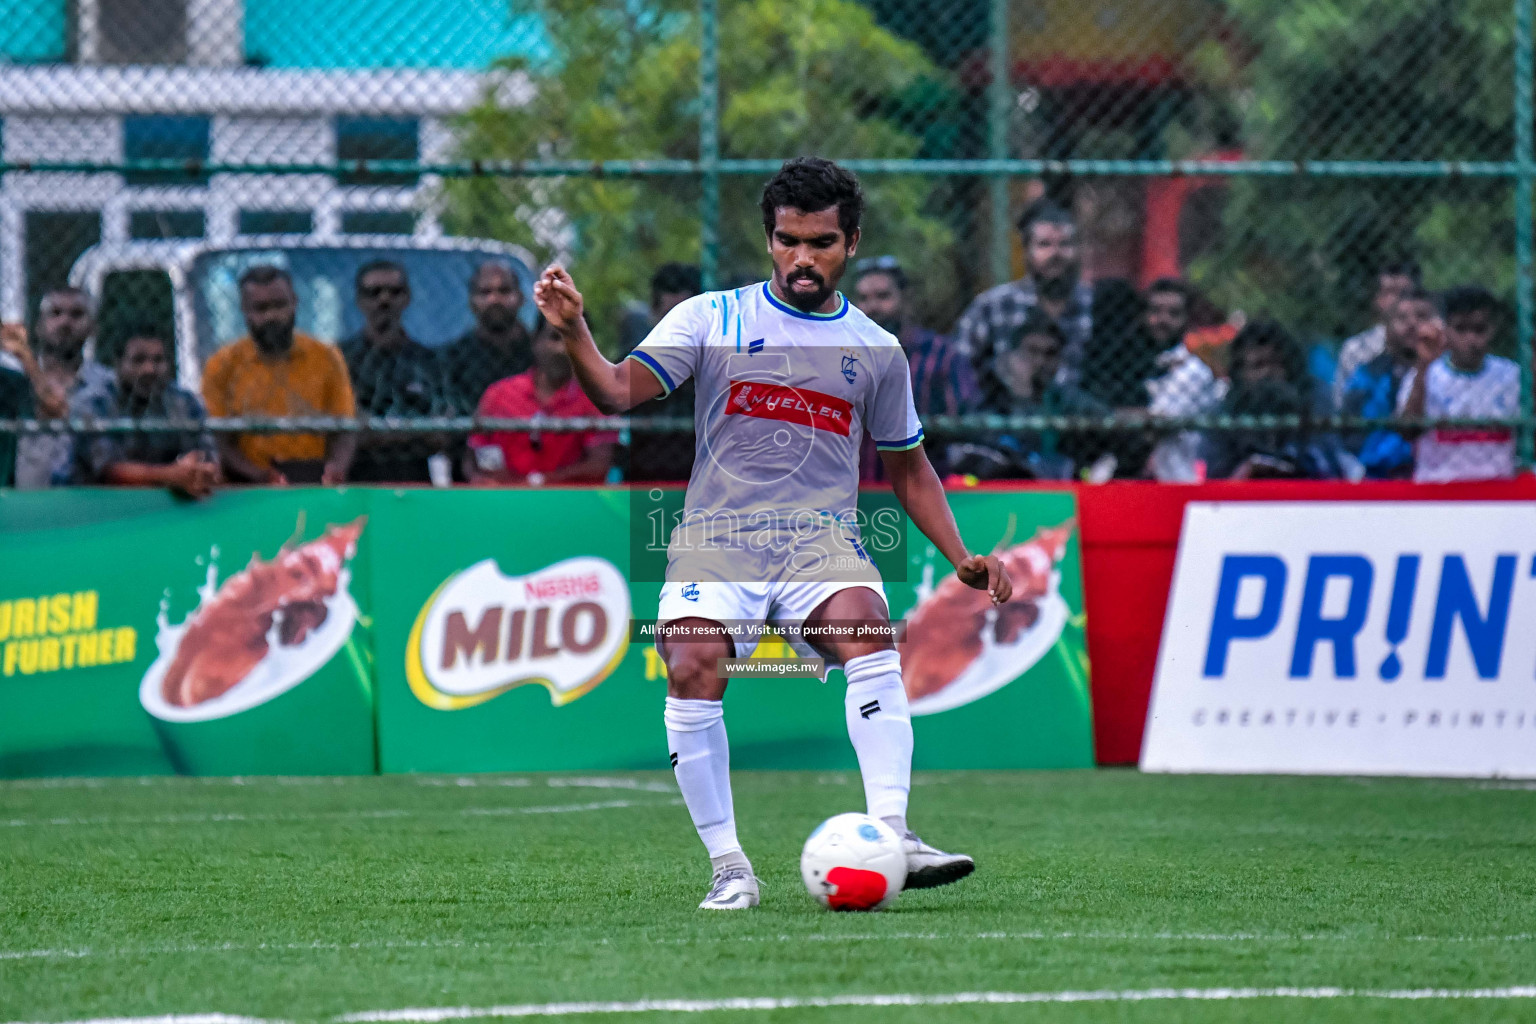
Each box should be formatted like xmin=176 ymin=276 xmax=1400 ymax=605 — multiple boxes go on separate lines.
xmin=655 ymin=576 xmax=890 ymax=678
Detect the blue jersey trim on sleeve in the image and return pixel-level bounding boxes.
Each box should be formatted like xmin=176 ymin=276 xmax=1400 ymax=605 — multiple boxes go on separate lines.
xmin=628 ymin=350 xmax=676 ymax=396
xmin=761 ymin=282 xmax=849 ymax=321
xmin=875 ymin=428 xmax=925 ymax=451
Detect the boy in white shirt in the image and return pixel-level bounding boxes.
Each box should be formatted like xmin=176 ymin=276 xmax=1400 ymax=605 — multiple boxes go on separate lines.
xmin=1399 ymin=285 xmax=1518 ymax=482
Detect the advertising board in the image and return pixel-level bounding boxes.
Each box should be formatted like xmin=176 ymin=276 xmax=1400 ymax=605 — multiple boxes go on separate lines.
xmin=1143 ymin=502 xmax=1536 ymax=776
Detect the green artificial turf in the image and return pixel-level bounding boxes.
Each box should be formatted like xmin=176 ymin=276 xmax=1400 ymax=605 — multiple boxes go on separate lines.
xmin=3 ymin=770 xmax=1536 ymax=1023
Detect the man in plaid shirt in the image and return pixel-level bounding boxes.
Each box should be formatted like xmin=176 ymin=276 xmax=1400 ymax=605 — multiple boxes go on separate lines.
xmin=953 ymin=201 xmax=1093 ymax=405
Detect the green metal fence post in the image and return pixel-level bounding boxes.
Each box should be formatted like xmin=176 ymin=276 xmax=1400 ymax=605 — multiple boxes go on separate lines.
xmin=1517 ymin=0 xmax=1534 ymax=466
xmin=699 ymin=0 xmax=721 ymax=292
xmin=988 ymin=0 xmax=1012 ymax=286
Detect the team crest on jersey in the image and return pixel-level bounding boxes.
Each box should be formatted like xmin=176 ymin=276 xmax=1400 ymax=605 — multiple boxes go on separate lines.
xmin=840 ymin=352 xmax=860 ymax=383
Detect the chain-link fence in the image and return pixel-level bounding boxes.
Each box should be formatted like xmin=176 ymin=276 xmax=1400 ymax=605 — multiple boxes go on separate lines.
xmin=0 ymin=0 xmax=1532 ymax=489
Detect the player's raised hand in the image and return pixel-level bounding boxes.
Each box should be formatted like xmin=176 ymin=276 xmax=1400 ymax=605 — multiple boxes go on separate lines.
xmin=956 ymin=553 xmax=1012 ymax=605
xmin=533 ymin=265 xmax=585 ymax=331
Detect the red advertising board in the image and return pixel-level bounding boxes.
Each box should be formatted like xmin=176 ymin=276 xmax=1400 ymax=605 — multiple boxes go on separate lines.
xmin=1072 ymin=478 xmax=1536 ymax=764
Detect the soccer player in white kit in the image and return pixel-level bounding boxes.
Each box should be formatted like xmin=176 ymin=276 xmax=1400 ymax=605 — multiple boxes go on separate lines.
xmin=535 ymin=157 xmax=1013 ymax=909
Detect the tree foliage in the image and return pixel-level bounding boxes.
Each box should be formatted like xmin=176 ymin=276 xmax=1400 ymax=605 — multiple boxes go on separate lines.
xmin=444 ymin=0 xmax=960 ymax=349
xmin=1190 ymin=0 xmax=1515 ymax=339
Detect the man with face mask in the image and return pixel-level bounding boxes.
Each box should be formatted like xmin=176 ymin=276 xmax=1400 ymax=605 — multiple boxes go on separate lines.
xmin=953 ymin=200 xmax=1094 ymax=406
xmin=441 ymin=260 xmax=534 ymax=415
xmin=4 ymin=288 xmax=114 ymax=488
xmin=202 ymin=265 xmax=357 ymax=485
xmin=69 ymin=328 xmax=218 ymax=496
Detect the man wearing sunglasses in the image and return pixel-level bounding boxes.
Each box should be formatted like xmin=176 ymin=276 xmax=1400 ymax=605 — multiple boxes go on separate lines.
xmin=339 ymin=260 xmax=452 ymax=483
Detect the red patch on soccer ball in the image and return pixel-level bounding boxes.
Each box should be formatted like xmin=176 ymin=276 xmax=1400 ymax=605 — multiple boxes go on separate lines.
xmin=825 ymin=866 xmax=888 ymax=910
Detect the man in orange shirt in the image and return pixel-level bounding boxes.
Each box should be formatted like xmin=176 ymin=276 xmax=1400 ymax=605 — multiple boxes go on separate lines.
xmin=466 ymin=318 xmax=616 ymax=486
xmin=202 ymin=266 xmax=357 ymax=485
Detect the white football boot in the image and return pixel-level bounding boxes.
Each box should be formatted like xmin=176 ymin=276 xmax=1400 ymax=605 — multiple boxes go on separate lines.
xmin=699 ymin=866 xmax=760 ymax=910
xmin=901 ymin=832 xmax=975 ymax=890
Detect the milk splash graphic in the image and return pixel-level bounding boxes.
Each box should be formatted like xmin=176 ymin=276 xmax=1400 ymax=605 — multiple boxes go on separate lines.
xmin=139 ymin=528 xmax=362 ymax=724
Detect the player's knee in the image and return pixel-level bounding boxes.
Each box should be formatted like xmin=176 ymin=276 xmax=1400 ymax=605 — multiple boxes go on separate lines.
xmin=665 ymin=647 xmax=726 ymax=700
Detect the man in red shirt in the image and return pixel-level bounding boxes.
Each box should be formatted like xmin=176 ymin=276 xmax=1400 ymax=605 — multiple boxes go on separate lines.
xmin=467 ymin=319 xmax=617 ymax=485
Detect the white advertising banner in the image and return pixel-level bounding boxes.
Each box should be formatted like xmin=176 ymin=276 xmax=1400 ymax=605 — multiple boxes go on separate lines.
xmin=1142 ymin=502 xmax=1536 ymax=777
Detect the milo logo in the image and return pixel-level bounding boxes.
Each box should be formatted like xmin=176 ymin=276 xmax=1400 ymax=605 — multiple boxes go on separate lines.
xmin=406 ymin=556 xmax=630 ymax=710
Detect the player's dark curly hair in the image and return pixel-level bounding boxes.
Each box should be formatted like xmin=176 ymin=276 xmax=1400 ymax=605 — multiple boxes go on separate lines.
xmin=759 ymin=157 xmax=864 ymax=240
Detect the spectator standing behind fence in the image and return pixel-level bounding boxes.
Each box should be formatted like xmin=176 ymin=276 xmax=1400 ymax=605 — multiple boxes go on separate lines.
xmin=340 ymin=261 xmax=452 ymax=484
xmin=68 ymin=328 xmax=218 ymax=498
xmin=441 ymin=260 xmax=533 ymax=415
xmin=949 ymin=313 xmax=1107 ymax=480
xmin=0 ymin=332 xmax=35 ymax=487
xmin=1080 ymin=278 xmax=1160 ymax=410
xmin=619 ymin=263 xmax=703 ymax=353
xmin=4 ymin=289 xmax=112 ymax=488
xmin=852 ymin=255 xmax=975 ymax=480
xmin=954 ymin=200 xmax=1093 ymax=403
xmin=203 ymin=266 xmax=356 ymax=485
xmin=854 ymin=256 xmax=976 ymax=415
xmin=1143 ymin=295 xmax=1229 ymax=482
xmin=466 ymin=317 xmax=616 ymax=486
xmin=1202 ymin=320 xmax=1344 ymax=480
xmin=621 ymin=263 xmax=702 ymax=482
xmin=1341 ymin=286 xmax=1441 ymax=479
xmin=1399 ymin=285 xmax=1518 ymax=483
xmin=1333 ymin=260 xmax=1421 ymax=410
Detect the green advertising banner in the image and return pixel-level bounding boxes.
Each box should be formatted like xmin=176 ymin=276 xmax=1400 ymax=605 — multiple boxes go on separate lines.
xmin=370 ymin=488 xmax=1092 ymax=773
xmin=0 ymin=489 xmax=376 ymax=777
xmin=0 ymin=486 xmax=1091 ymax=777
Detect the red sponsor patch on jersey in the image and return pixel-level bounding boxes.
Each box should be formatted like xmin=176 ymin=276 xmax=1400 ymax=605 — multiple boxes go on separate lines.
xmin=825 ymin=865 xmax=889 ymax=910
xmin=725 ymin=380 xmax=853 ymax=437
xmin=1433 ymin=427 xmax=1513 ymax=444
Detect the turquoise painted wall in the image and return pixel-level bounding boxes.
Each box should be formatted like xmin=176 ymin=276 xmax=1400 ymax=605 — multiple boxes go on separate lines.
xmin=0 ymin=0 xmax=67 ymax=63
xmin=244 ymin=0 xmax=546 ymax=69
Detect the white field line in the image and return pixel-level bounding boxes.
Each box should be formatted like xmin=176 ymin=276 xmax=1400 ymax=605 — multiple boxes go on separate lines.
xmin=0 ymin=1017 xmax=282 ymax=1024
xmin=334 ymin=988 xmax=1536 ymax=1020
xmin=543 ymin=778 xmax=675 ymax=793
xmin=0 ymin=798 xmax=681 ymax=828
xmin=11 ymin=990 xmax=1536 ymax=1024
xmin=6 ymin=928 xmax=1535 ymax=963
xmin=0 ymin=775 xmax=678 ymax=791
xmin=0 ymin=773 xmax=894 ymax=792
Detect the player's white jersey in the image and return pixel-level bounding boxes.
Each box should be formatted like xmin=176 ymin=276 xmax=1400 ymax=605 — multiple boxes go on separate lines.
xmin=629 ymin=282 xmax=921 ymax=583
xmin=629 ymin=282 xmax=915 ymax=583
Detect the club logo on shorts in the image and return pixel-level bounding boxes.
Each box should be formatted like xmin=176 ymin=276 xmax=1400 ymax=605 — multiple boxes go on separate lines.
xmin=681 ymin=582 xmax=700 ymax=602
xmin=841 ymin=353 xmax=859 ymax=383
xmin=406 ymin=555 xmax=630 ymax=710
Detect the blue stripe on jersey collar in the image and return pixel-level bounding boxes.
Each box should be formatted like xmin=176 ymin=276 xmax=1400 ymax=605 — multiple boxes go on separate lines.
xmin=761 ymin=281 xmax=849 ymax=321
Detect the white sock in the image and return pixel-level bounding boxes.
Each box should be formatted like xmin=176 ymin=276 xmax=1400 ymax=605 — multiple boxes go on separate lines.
xmin=843 ymin=649 xmax=913 ymax=824
xmin=664 ymin=697 xmax=742 ymax=859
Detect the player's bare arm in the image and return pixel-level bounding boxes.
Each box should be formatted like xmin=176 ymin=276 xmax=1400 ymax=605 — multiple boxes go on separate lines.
xmin=532 ymin=265 xmax=663 ymax=414
xmin=879 ymin=445 xmax=1013 ymax=605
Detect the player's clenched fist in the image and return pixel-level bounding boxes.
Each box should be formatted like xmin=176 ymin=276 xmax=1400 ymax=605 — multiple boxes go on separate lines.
xmin=956 ymin=553 xmax=1012 ymax=605
xmin=533 ymin=265 xmax=585 ymax=331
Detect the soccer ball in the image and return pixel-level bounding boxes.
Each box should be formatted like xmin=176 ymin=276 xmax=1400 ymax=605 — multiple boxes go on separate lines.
xmin=800 ymin=812 xmax=906 ymax=911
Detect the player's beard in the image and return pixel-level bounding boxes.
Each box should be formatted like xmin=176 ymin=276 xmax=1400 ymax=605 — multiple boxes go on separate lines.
xmin=783 ymin=267 xmax=835 ymax=313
